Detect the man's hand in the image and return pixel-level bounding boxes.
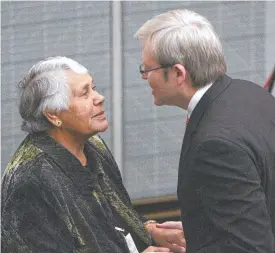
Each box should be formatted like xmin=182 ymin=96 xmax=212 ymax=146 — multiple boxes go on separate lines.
xmin=156 ymin=221 xmax=183 ymax=230
xmin=142 ymin=246 xmax=171 ymax=252
xmin=146 ymin=221 xmax=186 ymax=253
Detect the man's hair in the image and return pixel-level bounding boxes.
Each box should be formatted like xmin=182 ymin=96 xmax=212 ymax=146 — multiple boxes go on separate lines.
xmin=135 ymin=9 xmax=227 ymax=88
xmin=18 ymin=56 xmax=88 ymax=133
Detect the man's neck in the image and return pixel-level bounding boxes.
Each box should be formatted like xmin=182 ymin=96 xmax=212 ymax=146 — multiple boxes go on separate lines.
xmin=186 ymin=83 xmax=213 ymax=117
xmin=174 ymin=87 xmax=197 ymax=110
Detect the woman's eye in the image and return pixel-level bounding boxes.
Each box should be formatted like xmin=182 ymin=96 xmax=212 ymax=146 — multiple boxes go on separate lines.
xmin=92 ymin=86 xmax=97 ymax=91
xmin=82 ymin=90 xmax=89 ymax=97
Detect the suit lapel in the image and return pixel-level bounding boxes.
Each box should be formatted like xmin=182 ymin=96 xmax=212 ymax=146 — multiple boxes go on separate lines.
xmin=179 ymin=74 xmax=232 ymax=166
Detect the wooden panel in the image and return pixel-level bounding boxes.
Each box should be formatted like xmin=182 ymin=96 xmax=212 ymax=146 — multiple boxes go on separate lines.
xmin=133 ymin=195 xmax=181 ymax=223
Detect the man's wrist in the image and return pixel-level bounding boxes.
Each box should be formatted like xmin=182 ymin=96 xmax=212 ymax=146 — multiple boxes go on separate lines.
xmin=144 ymin=220 xmax=158 ymax=226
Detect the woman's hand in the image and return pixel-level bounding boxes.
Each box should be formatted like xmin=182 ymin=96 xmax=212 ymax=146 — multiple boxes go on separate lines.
xmin=142 ymin=246 xmax=171 ymax=252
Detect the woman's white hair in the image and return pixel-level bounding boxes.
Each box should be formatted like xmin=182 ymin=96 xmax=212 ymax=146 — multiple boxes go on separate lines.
xmin=135 ymin=9 xmax=227 ymax=88
xmin=18 ymin=56 xmax=88 ymax=133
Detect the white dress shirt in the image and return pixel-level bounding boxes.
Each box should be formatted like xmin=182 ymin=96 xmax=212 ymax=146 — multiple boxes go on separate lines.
xmin=187 ymin=83 xmax=213 ymax=119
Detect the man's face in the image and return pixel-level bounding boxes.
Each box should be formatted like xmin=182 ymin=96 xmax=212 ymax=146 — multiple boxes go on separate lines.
xmin=56 ymin=71 xmax=108 ymax=137
xmin=141 ymin=45 xmax=178 ymax=106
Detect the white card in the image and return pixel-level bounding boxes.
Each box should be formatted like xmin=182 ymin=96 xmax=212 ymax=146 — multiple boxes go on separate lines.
xmin=125 ymin=233 xmax=139 ymax=253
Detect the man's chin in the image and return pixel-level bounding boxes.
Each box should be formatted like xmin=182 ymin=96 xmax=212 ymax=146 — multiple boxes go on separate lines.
xmin=154 ymin=98 xmax=164 ymax=106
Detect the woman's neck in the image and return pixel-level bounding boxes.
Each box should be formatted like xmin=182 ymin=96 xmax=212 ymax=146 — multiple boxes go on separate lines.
xmin=47 ymin=129 xmax=88 ymax=166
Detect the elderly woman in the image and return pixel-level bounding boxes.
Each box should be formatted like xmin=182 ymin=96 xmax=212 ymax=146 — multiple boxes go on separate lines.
xmin=1 ymin=57 xmax=185 ymax=253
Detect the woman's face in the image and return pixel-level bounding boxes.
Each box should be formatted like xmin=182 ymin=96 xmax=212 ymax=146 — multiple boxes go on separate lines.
xmin=56 ymin=71 xmax=108 ymax=137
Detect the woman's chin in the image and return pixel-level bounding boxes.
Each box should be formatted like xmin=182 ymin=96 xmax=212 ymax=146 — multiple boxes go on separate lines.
xmin=93 ymin=121 xmax=109 ymax=134
xmin=101 ymin=123 xmax=109 ymax=132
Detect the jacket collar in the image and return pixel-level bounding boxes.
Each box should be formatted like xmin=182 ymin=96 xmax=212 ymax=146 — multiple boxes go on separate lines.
xmin=187 ymin=82 xmax=213 ymax=119
xmin=31 ymin=131 xmax=104 ymax=193
xmin=186 ymin=74 xmax=232 ymax=136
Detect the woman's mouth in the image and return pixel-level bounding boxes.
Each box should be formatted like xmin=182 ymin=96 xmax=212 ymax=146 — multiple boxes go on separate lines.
xmin=93 ymin=111 xmax=106 ymax=119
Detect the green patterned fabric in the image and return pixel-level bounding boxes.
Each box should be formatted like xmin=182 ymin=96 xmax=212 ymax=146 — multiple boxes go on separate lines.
xmin=1 ymin=132 xmax=151 ymax=253
xmin=4 ymin=134 xmax=41 ymax=175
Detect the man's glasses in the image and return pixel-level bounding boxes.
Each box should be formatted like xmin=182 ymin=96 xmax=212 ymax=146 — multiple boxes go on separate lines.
xmin=139 ymin=64 xmax=172 ymax=75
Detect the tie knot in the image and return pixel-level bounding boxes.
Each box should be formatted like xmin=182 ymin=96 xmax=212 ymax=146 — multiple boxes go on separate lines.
xmin=186 ymin=116 xmax=190 ymax=127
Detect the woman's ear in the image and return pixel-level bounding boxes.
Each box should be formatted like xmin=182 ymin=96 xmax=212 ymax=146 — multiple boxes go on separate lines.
xmin=43 ymin=111 xmax=62 ymax=127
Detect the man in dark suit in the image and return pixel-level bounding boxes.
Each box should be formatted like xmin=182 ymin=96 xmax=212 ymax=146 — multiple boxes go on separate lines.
xmin=135 ymin=9 xmax=275 ymax=253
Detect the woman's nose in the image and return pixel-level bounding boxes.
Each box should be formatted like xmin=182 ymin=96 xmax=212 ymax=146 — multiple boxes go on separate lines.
xmin=93 ymin=93 xmax=104 ymax=105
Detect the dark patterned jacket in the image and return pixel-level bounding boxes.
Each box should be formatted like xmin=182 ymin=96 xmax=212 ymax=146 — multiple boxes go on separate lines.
xmin=1 ymin=132 xmax=151 ymax=253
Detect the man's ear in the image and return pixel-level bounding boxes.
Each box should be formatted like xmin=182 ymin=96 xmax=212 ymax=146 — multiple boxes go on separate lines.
xmin=173 ymin=64 xmax=187 ymax=87
xmin=43 ymin=111 xmax=62 ymax=127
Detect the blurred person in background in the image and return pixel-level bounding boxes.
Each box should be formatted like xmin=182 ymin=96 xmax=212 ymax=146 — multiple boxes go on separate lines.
xmin=1 ymin=56 xmax=186 ymax=253
xmin=135 ymin=9 xmax=275 ymax=253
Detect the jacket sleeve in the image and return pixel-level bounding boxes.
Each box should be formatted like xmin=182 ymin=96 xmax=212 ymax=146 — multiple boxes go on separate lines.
xmin=187 ymin=137 xmax=274 ymax=253
xmin=1 ymin=179 xmax=76 ymax=253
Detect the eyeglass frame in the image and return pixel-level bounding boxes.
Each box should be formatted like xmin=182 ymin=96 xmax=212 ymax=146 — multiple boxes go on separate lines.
xmin=139 ymin=63 xmax=173 ymax=75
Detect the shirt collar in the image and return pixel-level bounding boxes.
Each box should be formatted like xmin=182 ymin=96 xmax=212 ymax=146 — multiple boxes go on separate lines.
xmin=187 ymin=83 xmax=212 ymax=118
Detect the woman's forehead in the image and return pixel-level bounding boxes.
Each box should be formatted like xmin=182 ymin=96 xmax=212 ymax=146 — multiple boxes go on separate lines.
xmin=66 ymin=71 xmax=93 ymax=89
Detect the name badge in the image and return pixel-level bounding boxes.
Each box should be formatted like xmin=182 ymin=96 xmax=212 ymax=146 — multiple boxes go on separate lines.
xmin=125 ymin=233 xmax=139 ymax=253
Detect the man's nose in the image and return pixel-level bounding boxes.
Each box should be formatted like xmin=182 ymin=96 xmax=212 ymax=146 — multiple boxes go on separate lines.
xmin=141 ymin=73 xmax=148 ymax=80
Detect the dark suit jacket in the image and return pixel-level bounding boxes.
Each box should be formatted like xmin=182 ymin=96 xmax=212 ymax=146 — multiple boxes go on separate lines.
xmin=178 ymin=74 xmax=275 ymax=253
